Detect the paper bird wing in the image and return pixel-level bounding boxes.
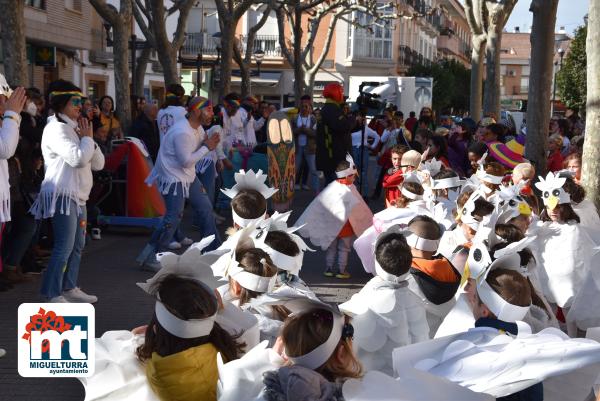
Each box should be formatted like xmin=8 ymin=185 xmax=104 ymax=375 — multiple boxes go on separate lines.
xmin=394 ymin=326 xmax=600 ymax=398
xmin=137 ymin=235 xmax=227 ymax=294
xmin=342 ymin=370 xmax=493 ymax=401
xmin=340 ymin=280 xmax=430 ymax=375
xmin=217 ymin=341 xmax=285 ymax=401
xmin=79 ymin=331 xmax=160 ymax=401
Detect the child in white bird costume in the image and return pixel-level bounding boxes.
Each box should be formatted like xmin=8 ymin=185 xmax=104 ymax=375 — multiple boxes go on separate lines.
xmin=296 ymin=154 xmax=373 ymax=279
xmin=339 ymin=225 xmax=429 ymax=375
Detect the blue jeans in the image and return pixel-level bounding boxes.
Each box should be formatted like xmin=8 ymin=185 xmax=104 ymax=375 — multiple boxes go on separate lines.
xmin=144 ymin=178 xmax=221 ymax=261
xmin=295 ymin=145 xmax=319 ymax=193
xmin=41 ymin=198 xmax=87 ymax=298
xmin=198 ymin=160 xmax=217 ymax=206
xmin=352 ymin=146 xmax=370 ymax=197
xmin=4 ymin=202 xmax=39 ymax=267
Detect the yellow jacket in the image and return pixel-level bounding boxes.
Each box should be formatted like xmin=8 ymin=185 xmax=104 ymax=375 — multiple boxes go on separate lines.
xmin=146 ymin=343 xmax=219 ymax=401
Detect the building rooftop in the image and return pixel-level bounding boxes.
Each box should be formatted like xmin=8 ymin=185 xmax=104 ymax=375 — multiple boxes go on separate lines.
xmin=500 ymin=32 xmax=532 ymax=60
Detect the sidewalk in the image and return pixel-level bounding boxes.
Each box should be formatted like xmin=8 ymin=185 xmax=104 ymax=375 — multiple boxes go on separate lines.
xmin=0 ymin=189 xmax=376 ymax=400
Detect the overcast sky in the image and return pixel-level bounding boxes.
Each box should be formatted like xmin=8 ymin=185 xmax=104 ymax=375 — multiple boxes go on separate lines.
xmin=505 ymin=0 xmax=588 ymax=34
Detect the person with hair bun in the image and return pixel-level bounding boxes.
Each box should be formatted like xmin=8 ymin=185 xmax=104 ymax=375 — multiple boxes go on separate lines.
xmin=30 ymin=80 xmax=104 ymax=303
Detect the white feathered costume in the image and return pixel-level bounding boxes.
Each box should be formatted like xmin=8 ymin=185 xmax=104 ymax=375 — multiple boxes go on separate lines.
xmin=339 ymin=275 xmax=429 ymax=375
xmin=296 ymin=154 xmax=372 ymax=250
xmin=79 ymin=236 xmax=260 ymax=401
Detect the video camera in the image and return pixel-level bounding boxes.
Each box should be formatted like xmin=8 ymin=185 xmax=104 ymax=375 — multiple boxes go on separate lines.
xmin=356 ymin=81 xmax=383 ymax=112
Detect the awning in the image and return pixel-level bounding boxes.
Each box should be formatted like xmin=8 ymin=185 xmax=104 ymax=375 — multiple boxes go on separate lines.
xmin=231 ymin=72 xmax=281 ymax=87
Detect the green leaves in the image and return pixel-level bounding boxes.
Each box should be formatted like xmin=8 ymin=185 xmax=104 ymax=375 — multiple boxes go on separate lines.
xmin=556 ymin=24 xmax=587 ymax=113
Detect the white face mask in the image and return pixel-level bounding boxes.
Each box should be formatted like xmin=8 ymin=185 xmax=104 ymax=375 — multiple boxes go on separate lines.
xmin=25 ymin=101 xmax=37 ymax=117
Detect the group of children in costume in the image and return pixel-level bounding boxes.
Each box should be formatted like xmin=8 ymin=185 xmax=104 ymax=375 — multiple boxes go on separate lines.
xmin=82 ymin=151 xmax=600 ymax=401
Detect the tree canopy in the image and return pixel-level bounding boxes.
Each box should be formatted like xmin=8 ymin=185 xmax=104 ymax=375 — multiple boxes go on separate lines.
xmin=556 ymin=24 xmax=587 ymax=113
xmin=408 ymin=59 xmax=471 ymax=115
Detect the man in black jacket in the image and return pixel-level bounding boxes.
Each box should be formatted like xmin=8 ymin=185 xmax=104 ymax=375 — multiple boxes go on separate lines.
xmin=315 ymin=83 xmax=356 ymax=184
xmin=131 ymin=103 xmax=160 ymax=162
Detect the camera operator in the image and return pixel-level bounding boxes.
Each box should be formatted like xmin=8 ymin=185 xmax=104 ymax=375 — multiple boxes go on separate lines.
xmin=315 ymin=83 xmax=356 ymax=184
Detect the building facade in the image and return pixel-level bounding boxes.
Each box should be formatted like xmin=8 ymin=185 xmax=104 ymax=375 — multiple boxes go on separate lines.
xmin=499 ymin=28 xmax=571 ymax=112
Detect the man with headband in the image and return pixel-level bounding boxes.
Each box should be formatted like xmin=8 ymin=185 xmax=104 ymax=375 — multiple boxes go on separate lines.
xmin=138 ymin=97 xmax=221 ymax=271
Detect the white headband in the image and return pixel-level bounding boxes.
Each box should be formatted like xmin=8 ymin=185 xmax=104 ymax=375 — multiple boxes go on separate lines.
xmin=374 ymin=260 xmax=410 ymax=284
xmin=477 ymin=278 xmax=530 ymax=322
xmin=264 ymin=246 xmax=300 ymax=273
xmin=230 ymin=265 xmax=276 ymax=293
xmin=155 ymin=301 xmax=217 ymax=339
xmin=231 ymin=209 xmax=266 ymax=228
xmin=336 ymin=153 xmax=358 ymax=178
xmin=287 ymin=312 xmax=345 ymax=369
xmin=477 ymin=170 xmax=504 ymax=185
xmin=405 ymin=233 xmax=440 ymax=252
xmin=401 ymin=187 xmax=423 ymax=200
xmin=432 ymin=177 xmax=463 ymax=190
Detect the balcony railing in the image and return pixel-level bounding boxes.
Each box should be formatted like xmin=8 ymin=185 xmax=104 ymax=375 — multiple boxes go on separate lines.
xmin=181 ymin=32 xmax=219 ymax=56
xmin=239 ymin=35 xmax=281 ymax=57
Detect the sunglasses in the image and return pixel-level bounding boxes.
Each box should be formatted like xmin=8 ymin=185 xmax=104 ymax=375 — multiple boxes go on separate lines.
xmin=70 ymin=97 xmax=82 ymax=107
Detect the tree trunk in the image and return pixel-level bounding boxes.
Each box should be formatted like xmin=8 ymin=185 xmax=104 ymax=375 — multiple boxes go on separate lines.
xmin=582 ymin=0 xmax=600 ymax=210
xmin=218 ymin=24 xmax=235 ymax=100
xmin=292 ymin=8 xmax=304 ymax=105
xmin=112 ymin=22 xmax=133 ymax=131
xmin=156 ymin=46 xmax=179 ymax=85
xmin=524 ymin=0 xmax=559 ymax=175
xmin=303 ymin=70 xmax=316 ymax=99
xmin=470 ymin=36 xmax=485 ymax=119
xmin=240 ymin=64 xmax=251 ymax=97
xmin=0 ymin=0 xmax=27 ymax=85
xmin=134 ymin=46 xmax=151 ymax=97
xmin=483 ymin=21 xmax=503 ymax=118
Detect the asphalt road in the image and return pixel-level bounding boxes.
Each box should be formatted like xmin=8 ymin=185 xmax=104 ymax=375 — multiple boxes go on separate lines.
xmin=0 ymin=167 xmax=383 ymax=400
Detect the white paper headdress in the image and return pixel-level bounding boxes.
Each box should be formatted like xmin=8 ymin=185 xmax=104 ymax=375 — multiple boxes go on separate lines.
xmin=0 ymin=73 xmax=12 ymax=98
xmin=221 ymin=169 xmax=278 ymax=200
xmin=252 ymin=293 xmax=346 ymax=370
xmin=420 ymin=158 xmax=443 ymax=177
xmin=534 ymin=171 xmax=571 ymax=210
xmin=136 ymin=236 xmax=222 ymax=339
xmin=336 ymin=153 xmax=358 ymax=178
xmin=458 ymin=191 xmax=485 ymax=231
xmin=475 ymin=152 xmax=504 ymax=185
xmin=211 ymin=224 xmax=276 ymax=293
xmin=495 ymin=183 xmax=532 ymax=224
xmin=256 ymin=213 xmax=314 ymax=275
xmin=476 ymin=242 xmax=532 ymax=322
xmin=400 ymin=172 xmax=424 ymax=200
xmin=431 ymin=176 xmax=465 ymax=190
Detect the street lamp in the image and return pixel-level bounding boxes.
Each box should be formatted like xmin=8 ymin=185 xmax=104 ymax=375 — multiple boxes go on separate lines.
xmin=254 ymin=48 xmax=264 ymax=75
xmin=252 ymin=48 xmax=265 ymax=96
xmin=551 ymin=47 xmax=566 ymax=116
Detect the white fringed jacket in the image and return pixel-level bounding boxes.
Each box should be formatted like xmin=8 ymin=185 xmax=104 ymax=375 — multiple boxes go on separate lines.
xmin=0 ymin=110 xmax=22 ymax=222
xmin=30 ymin=114 xmax=105 ymax=218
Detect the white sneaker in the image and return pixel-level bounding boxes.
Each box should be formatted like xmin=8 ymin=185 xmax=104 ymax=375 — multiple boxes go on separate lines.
xmin=49 ymin=295 xmax=70 ymax=303
xmin=0 ymin=348 xmax=6 ymax=358
xmin=91 ymin=228 xmax=101 ymax=240
xmin=180 ymin=237 xmax=193 ymax=246
xmin=294 ymin=184 xmax=301 ymax=190
xmin=62 ymin=288 xmax=98 ymax=303
xmin=168 ymin=241 xmax=182 ymax=250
